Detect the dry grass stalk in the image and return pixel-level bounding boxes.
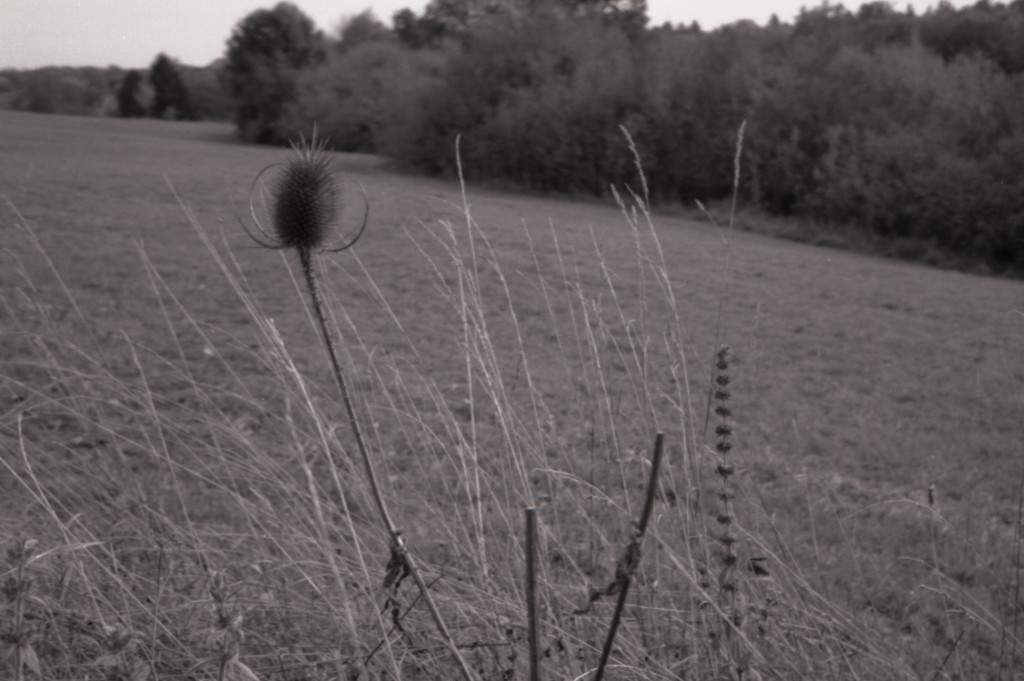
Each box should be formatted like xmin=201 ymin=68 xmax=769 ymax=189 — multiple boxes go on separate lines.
xmin=525 ymin=506 xmax=540 ymax=681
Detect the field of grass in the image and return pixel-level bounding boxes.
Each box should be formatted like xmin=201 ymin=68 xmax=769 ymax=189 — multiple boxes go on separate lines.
xmin=1 ymin=109 xmax=1022 ymax=680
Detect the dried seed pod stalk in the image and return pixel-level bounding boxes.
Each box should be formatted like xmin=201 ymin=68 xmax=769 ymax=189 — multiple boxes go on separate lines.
xmin=710 ymin=345 xmax=752 ymax=679
xmin=713 ymin=346 xmax=736 ymax=598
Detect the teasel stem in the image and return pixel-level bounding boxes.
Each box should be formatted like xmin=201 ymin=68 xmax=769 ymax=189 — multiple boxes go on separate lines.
xmin=296 ymin=245 xmax=477 ymax=681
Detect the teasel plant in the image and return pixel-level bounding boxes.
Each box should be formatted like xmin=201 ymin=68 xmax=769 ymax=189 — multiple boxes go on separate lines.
xmin=244 ymin=131 xmax=477 ymax=681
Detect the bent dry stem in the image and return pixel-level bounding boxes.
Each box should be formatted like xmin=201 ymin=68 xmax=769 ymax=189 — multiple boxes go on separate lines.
xmin=592 ymin=432 xmax=665 ymax=681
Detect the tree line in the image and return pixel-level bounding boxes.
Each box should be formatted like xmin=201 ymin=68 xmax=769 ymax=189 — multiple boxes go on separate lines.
xmin=2 ymin=1 xmax=1020 ymax=273
xmin=0 ymin=55 xmax=232 ymax=121
xmin=221 ymin=0 xmax=1024 ymax=274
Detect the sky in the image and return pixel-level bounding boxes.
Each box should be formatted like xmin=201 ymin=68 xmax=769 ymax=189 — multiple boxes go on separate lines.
xmin=0 ymin=0 xmax=979 ymax=70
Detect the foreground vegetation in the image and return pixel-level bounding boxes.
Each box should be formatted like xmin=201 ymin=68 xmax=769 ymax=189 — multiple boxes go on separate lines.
xmin=1 ymin=111 xmax=1023 ymax=680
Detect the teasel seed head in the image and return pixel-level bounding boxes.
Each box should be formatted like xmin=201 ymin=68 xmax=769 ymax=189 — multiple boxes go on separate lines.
xmin=273 ymin=141 xmax=336 ymax=250
xmin=245 ymin=129 xmax=368 ymax=254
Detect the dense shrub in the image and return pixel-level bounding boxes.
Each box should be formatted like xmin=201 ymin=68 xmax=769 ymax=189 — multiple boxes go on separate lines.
xmin=279 ymin=40 xmax=447 ymax=154
xmin=394 ymin=10 xmax=644 ymax=192
xmin=6 ymin=67 xmax=120 ymax=116
xmin=178 ymin=63 xmax=234 ymax=121
xmin=3 ymin=63 xmax=227 ymax=122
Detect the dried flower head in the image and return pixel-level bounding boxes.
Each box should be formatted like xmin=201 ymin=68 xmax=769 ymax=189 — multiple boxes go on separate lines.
xmin=272 ymin=140 xmax=336 ymax=250
xmin=246 ymin=130 xmax=367 ymax=253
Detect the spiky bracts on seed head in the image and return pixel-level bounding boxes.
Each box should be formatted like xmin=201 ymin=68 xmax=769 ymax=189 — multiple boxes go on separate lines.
xmin=272 ymin=139 xmax=337 ymax=252
xmin=245 ymin=131 xmax=367 ymax=254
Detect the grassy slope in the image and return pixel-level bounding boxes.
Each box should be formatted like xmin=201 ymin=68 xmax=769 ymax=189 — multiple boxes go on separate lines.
xmin=1 ymin=110 xmax=1023 ymax=679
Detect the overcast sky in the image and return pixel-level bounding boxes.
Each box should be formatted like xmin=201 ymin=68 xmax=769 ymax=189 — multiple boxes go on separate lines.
xmin=1 ymin=1 xmax=976 ymax=70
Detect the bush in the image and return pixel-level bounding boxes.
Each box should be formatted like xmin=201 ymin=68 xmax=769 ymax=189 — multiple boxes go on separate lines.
xmin=395 ymin=11 xmax=643 ymax=190
xmin=279 ymin=41 xmax=447 ymax=154
xmin=8 ymin=67 xmax=117 ymax=116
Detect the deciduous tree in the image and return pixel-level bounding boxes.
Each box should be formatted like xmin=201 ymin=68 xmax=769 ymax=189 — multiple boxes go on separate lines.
xmin=224 ymin=2 xmax=326 ymax=142
xmin=117 ymin=70 xmax=146 ymax=118
xmin=149 ymin=54 xmax=193 ymax=120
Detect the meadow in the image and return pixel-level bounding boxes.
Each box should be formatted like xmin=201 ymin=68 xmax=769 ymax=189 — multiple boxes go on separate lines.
xmin=1 ymin=109 xmax=1022 ymax=680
